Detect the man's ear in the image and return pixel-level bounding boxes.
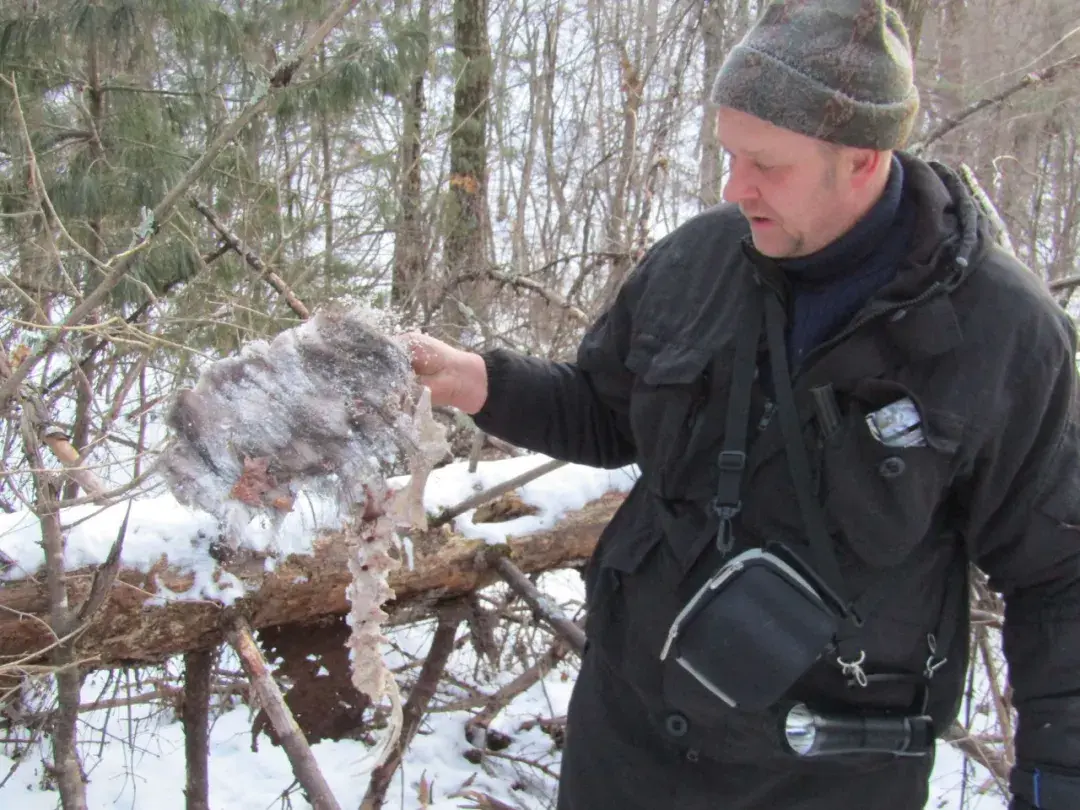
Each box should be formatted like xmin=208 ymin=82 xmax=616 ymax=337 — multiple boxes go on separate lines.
xmin=847 ymin=148 xmax=889 ymax=189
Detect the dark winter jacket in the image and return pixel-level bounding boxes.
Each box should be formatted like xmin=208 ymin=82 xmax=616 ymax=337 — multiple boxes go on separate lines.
xmin=473 ymin=154 xmax=1080 ymax=810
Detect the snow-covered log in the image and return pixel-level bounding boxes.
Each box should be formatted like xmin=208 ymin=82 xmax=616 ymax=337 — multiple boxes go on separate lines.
xmin=0 ymin=493 xmax=621 ymax=667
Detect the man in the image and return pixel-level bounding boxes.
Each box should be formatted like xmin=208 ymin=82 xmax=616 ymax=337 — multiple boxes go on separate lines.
xmin=405 ymin=1 xmax=1080 ymax=808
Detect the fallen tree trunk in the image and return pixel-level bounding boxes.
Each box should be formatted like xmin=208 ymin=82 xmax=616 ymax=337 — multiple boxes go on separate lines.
xmin=0 ymin=493 xmax=621 ymax=668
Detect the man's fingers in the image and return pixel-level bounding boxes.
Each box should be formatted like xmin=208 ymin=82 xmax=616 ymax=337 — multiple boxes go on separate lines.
xmin=397 ymin=331 xmax=446 ymax=376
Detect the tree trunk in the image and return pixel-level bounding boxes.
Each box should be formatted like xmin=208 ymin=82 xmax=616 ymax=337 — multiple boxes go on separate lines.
xmin=890 ymin=0 xmax=929 ymax=58
xmin=66 ymin=33 xmax=110 ymax=502
xmin=391 ymin=0 xmax=431 ymax=319
xmin=0 ymin=493 xmax=621 ymax=668
xmin=441 ymin=0 xmax=492 ymax=343
xmin=182 ymin=649 xmax=213 ymax=810
xmin=699 ymin=0 xmax=727 ymax=209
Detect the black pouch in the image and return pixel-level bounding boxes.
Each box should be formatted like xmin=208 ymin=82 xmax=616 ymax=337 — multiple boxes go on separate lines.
xmin=659 ymin=544 xmax=842 ymax=712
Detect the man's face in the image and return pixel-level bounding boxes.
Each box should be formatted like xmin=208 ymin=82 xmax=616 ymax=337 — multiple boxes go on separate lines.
xmin=716 ymin=107 xmax=858 ymax=259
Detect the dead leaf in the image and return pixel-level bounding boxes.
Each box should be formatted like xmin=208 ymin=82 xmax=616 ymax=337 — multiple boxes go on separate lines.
xmin=10 ymin=345 xmax=29 ymax=367
xmin=417 ymin=770 xmax=433 ymax=807
xmin=473 ymin=492 xmax=539 ymax=524
xmin=269 ymin=493 xmax=295 ymax=512
xmin=450 ymin=173 xmax=481 ymax=195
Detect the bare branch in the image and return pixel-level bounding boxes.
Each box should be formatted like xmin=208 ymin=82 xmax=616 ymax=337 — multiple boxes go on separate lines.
xmin=957 ymin=164 xmax=1016 ymax=256
xmin=183 ymin=649 xmax=213 ymax=810
xmin=189 ymin=197 xmax=311 ymax=320
xmin=73 ymin=500 xmax=129 ymax=623
xmin=912 ymin=55 xmax=1080 ymax=155
xmin=489 ymin=552 xmax=586 ymax=654
xmin=430 ymin=458 xmax=566 ymax=528
xmin=360 ymin=604 xmax=465 ymax=810
xmin=224 ymin=613 xmax=343 ymax=810
xmin=459 ymin=267 xmax=589 ymax=324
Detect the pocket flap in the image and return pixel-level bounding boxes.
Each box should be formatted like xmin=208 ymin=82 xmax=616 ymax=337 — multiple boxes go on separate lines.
xmin=626 ymin=335 xmax=710 ymax=385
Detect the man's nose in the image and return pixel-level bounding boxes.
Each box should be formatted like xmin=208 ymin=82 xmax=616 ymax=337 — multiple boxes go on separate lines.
xmin=722 ymin=160 xmax=758 ymax=205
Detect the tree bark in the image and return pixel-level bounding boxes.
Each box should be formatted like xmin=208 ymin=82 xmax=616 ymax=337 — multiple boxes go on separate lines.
xmin=182 ymin=649 xmax=213 ymax=810
xmin=391 ymin=0 xmax=431 ymax=318
xmin=889 ymin=0 xmax=929 ymax=59
xmin=441 ymin=0 xmax=493 ymax=342
xmin=698 ymin=0 xmax=726 ymax=209
xmin=0 ymin=493 xmax=621 ymax=667
xmin=226 ymin=615 xmax=342 ymax=810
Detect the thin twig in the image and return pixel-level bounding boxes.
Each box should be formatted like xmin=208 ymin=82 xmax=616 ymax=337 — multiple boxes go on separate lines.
xmin=457 ymin=266 xmax=589 ymax=324
xmin=453 ymin=642 xmax=569 ymax=721
xmin=430 ymin=459 xmax=566 ymax=528
xmin=976 ymin=625 xmax=1015 ymax=768
xmin=189 ymin=197 xmax=311 ymax=320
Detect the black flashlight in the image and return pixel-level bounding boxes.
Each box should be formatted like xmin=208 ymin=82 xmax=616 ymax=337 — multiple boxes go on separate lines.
xmin=781 ymin=703 xmax=935 ymax=758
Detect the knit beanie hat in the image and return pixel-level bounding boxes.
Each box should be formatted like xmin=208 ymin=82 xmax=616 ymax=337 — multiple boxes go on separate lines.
xmin=710 ymin=0 xmax=920 ymax=150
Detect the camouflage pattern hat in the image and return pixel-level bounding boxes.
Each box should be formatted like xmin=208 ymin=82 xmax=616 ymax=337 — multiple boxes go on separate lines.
xmin=710 ymin=0 xmax=920 ymax=150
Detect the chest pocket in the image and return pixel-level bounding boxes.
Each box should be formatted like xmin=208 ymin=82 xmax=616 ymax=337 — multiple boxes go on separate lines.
xmin=821 ymin=378 xmax=964 ymax=568
xmin=625 ymin=335 xmax=718 ymax=502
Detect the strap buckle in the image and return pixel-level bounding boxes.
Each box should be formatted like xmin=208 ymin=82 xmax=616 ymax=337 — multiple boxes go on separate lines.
xmin=710 ymin=498 xmax=742 ymax=521
xmin=711 ymin=496 xmax=741 ymax=554
xmin=924 ymin=633 xmax=947 ymax=679
xmin=717 ymin=450 xmax=746 ymax=473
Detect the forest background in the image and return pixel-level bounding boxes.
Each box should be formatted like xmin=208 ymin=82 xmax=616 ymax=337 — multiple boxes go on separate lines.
xmin=0 ymin=0 xmax=1078 ymax=808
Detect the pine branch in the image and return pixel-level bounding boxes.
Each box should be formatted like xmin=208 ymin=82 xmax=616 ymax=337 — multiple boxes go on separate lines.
xmin=0 ymin=0 xmax=361 ymax=413
xmin=912 ymin=54 xmax=1080 ymax=155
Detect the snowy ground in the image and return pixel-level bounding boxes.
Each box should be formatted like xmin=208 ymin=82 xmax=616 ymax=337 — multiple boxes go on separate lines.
xmin=0 ymin=456 xmax=1010 ymax=809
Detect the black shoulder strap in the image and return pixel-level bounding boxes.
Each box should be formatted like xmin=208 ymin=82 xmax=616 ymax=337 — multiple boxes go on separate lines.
xmin=711 ymin=291 xmax=763 ymax=555
xmin=763 ymin=291 xmax=856 ymax=621
xmin=764 ymin=288 xmax=969 ymax=681
xmin=711 ymin=278 xmax=967 ymax=656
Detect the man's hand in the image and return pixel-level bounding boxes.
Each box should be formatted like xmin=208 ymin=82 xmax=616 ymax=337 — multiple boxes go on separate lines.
xmin=399 ymin=332 xmax=489 ymax=414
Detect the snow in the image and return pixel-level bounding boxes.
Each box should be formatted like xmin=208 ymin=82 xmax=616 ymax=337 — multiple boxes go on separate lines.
xmin=0 ymin=455 xmax=1008 ymax=809
xmin=0 ymin=454 xmax=639 ymax=599
xmin=0 ymin=585 xmax=1010 ymax=810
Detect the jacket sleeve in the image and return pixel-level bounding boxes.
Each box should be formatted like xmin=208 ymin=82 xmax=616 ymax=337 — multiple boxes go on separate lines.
xmin=956 ymin=309 xmax=1080 ymax=809
xmin=470 ymin=250 xmax=654 ymax=469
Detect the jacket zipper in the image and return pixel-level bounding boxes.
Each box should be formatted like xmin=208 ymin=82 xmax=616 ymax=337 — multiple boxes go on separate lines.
xmin=792 ymin=280 xmax=946 ymax=383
